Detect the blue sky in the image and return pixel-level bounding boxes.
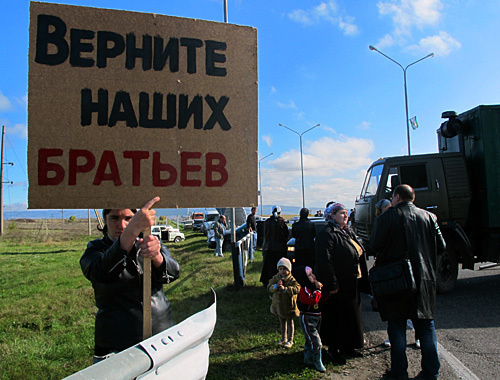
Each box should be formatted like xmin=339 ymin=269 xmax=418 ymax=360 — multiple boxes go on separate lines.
xmin=1 ymin=0 xmax=499 ymax=213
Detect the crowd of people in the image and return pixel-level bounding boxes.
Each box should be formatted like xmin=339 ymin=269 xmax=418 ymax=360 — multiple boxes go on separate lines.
xmin=81 ymin=184 xmax=444 ymax=380
xmin=259 ymin=185 xmax=444 ymax=380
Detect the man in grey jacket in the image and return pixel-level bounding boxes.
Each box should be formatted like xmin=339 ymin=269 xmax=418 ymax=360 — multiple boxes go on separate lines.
xmin=369 ymin=185 xmax=445 ymax=380
xmin=213 ymin=215 xmax=227 ymax=257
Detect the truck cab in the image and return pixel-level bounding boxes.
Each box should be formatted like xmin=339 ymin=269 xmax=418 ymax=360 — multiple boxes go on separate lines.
xmin=192 ymin=212 xmax=205 ymax=231
xmin=200 ymin=210 xmax=220 ymax=235
xmin=355 ymin=105 xmax=500 ymax=293
xmin=356 ymin=153 xmax=470 ymax=245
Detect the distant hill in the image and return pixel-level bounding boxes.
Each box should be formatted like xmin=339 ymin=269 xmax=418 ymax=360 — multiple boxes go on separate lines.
xmin=4 ymin=205 xmax=324 ymax=220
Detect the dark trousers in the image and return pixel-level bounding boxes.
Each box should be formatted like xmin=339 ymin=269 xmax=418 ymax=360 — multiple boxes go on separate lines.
xmin=387 ymin=318 xmax=440 ymax=379
xmin=300 ymin=313 xmax=322 ymax=353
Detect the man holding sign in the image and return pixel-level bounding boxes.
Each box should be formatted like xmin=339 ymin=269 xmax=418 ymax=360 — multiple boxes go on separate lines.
xmin=80 ymin=197 xmax=181 ymax=363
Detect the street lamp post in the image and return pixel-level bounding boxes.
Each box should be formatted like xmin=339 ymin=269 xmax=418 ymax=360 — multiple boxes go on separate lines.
xmin=279 ymin=123 xmax=320 ymax=208
xmin=369 ymin=45 xmax=434 ymax=156
xmin=259 ymin=153 xmax=273 ymax=216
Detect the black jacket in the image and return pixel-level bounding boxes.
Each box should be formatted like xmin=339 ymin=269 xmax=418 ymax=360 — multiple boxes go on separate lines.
xmin=315 ymin=222 xmax=370 ymax=300
xmin=292 ymin=218 xmax=317 ymax=267
xmin=292 ymin=218 xmax=316 ymax=251
xmin=262 ymin=216 xmax=289 ymax=253
xmin=246 ymin=213 xmax=256 ymax=232
xmin=80 ymin=235 xmax=181 ymax=351
xmin=369 ymin=202 xmax=445 ymax=321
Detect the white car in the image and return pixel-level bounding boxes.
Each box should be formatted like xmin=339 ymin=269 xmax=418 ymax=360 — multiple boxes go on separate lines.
xmin=151 ymin=225 xmax=185 ymax=243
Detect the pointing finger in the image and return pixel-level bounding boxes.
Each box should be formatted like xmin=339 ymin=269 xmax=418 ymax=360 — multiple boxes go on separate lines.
xmin=142 ymin=196 xmax=160 ymax=211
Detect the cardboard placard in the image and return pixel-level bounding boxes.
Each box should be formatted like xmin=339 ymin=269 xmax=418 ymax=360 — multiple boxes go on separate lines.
xmin=28 ymin=2 xmax=258 ymax=209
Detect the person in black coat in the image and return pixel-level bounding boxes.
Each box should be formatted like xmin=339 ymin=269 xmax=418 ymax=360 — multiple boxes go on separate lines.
xmin=315 ymin=202 xmax=370 ymax=365
xmin=246 ymin=206 xmax=257 ymax=261
xmin=369 ymin=185 xmax=445 ymax=380
xmin=260 ymin=205 xmax=289 ymax=287
xmin=291 ymin=207 xmax=316 ymax=268
xmin=80 ymin=197 xmax=181 ymax=363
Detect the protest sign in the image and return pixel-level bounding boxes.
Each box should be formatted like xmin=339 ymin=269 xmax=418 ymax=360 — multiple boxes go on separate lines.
xmin=28 ymin=2 xmax=258 ymax=209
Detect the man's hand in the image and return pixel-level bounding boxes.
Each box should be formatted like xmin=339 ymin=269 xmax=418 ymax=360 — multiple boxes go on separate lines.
xmin=127 ymin=197 xmax=160 ymax=236
xmin=139 ymin=234 xmax=164 ymax=268
xmin=120 ymin=196 xmax=160 ymax=253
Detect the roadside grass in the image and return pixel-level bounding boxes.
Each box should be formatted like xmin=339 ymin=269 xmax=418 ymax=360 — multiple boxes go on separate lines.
xmin=0 ymin=227 xmax=338 ymax=380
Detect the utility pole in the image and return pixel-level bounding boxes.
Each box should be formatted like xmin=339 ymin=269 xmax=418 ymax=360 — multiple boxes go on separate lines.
xmin=369 ymin=46 xmax=434 ymax=155
xmin=0 ymin=126 xmax=14 ymax=236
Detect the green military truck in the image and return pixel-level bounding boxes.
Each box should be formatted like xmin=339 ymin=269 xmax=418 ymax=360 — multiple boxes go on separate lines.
xmin=355 ymin=104 xmax=500 ymax=293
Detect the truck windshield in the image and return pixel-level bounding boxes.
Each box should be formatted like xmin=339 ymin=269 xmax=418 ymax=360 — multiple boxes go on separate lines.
xmin=361 ymin=164 xmax=383 ymax=198
xmin=206 ymin=214 xmax=219 ymax=222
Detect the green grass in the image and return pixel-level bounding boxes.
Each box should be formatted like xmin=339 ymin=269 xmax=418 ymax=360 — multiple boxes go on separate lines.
xmin=0 ymin=229 xmax=338 ymax=379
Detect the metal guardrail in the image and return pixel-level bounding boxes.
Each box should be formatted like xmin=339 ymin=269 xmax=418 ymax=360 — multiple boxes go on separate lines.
xmin=232 ymin=232 xmax=254 ymax=288
xmin=64 ymin=289 xmax=217 ymax=380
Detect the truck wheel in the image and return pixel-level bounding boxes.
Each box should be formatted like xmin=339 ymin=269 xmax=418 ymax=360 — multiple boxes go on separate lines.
xmin=437 ymin=248 xmax=458 ymax=294
xmin=174 ymin=236 xmax=182 ymax=243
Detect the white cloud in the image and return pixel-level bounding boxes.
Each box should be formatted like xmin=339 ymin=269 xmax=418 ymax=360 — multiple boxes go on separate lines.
xmin=276 ymin=100 xmax=297 ymax=109
xmin=288 ymin=1 xmax=359 ymax=36
xmin=262 ymin=135 xmax=272 ymax=147
xmin=408 ymin=31 xmax=461 ymax=56
xmin=338 ymin=16 xmax=359 ymax=36
xmin=358 ymin=121 xmax=371 ymax=130
xmin=0 ymin=91 xmax=13 ymax=111
xmin=6 ymin=123 xmax=27 ymax=139
xmin=288 ymin=9 xmax=313 ymax=25
xmin=322 ymin=126 xmax=338 ymax=135
xmin=3 ymin=202 xmax=28 ymax=212
xmin=376 ymin=33 xmax=396 ymax=49
xmin=375 ymin=1 xmax=461 ymax=57
xmin=308 ymin=173 xmax=366 ymax=207
xmin=294 ymin=111 xmax=306 ymax=120
xmin=259 ymin=135 xmax=375 ymax=209
xmin=377 ymin=0 xmax=443 ymax=37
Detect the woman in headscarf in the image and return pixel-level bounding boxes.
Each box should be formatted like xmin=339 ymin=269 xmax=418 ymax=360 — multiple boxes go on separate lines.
xmin=314 ymin=203 xmax=370 ymax=365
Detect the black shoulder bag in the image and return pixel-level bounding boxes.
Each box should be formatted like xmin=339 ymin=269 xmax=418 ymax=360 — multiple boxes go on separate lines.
xmin=368 ymin=208 xmax=417 ymax=299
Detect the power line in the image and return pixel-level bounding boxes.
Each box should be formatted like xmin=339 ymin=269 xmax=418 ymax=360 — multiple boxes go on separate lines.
xmin=5 ymin=135 xmax=27 ymax=178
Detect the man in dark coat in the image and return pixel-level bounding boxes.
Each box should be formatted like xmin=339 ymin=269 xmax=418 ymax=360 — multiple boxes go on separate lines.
xmin=260 ymin=205 xmax=289 ymax=287
xmin=80 ymin=198 xmax=181 ymax=363
xmin=369 ymin=185 xmax=446 ymax=380
xmin=246 ymin=206 xmax=257 ymax=262
xmin=291 ymin=207 xmax=316 ymax=268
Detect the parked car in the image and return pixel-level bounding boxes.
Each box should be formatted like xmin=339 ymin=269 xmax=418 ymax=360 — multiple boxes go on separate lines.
xmin=151 ymin=225 xmax=185 ymax=243
xmin=180 ymin=219 xmax=193 ymax=229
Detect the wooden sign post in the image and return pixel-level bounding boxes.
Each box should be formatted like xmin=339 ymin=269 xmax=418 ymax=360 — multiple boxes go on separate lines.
xmin=143 ymin=229 xmax=152 ymax=340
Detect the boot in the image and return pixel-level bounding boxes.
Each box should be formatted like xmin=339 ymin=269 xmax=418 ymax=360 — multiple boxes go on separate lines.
xmin=304 ymin=348 xmax=314 ymax=366
xmin=313 ymin=351 xmax=326 ymax=372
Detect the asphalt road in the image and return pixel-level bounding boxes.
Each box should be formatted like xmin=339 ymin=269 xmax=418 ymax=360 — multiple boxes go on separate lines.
xmin=359 ymin=259 xmax=500 ymax=380
xmin=433 ymin=262 xmax=500 ymax=380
